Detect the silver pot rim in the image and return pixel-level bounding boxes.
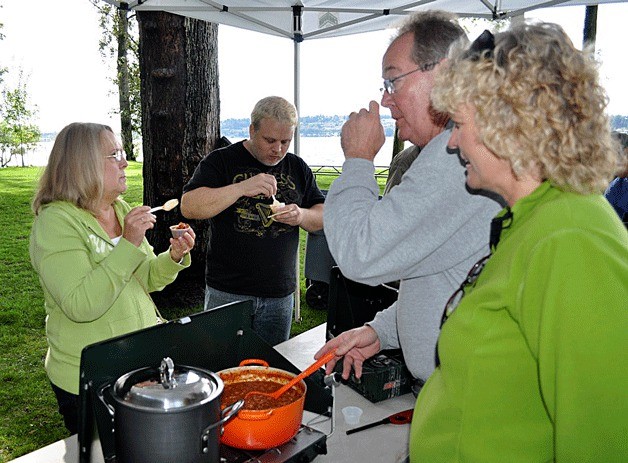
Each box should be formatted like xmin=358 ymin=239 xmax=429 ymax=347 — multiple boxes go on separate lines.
xmin=113 ymin=358 xmax=223 ymax=412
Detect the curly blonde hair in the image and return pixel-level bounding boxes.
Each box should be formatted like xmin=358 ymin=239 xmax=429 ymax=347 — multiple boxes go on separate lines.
xmin=431 ymin=21 xmax=619 ymax=194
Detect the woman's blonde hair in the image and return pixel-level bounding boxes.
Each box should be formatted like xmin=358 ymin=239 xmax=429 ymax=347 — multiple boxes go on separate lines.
xmin=432 ymin=21 xmax=619 ymax=194
xmin=32 ymin=122 xmax=114 ymax=215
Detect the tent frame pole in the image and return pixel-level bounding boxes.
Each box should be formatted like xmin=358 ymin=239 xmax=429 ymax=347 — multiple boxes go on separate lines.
xmin=293 ymin=6 xmax=303 ymax=322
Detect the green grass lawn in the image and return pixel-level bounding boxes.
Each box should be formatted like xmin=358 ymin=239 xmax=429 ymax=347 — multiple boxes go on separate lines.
xmin=0 ymin=163 xmax=386 ymax=461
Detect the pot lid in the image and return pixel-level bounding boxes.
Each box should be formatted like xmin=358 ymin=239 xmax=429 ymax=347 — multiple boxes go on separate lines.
xmin=117 ymin=357 xmax=221 ymax=411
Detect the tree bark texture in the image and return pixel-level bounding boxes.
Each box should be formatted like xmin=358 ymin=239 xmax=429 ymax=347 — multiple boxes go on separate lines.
xmin=138 ymin=11 xmax=220 ymax=308
xmin=116 ymin=8 xmax=134 ymax=159
xmin=583 ymin=5 xmax=598 ymax=51
xmin=391 ymin=126 xmax=404 ymax=160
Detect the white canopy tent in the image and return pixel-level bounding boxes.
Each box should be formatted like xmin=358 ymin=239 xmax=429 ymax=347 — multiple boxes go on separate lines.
xmin=104 ymin=0 xmax=620 ymax=153
xmin=102 ymin=0 xmax=620 ymax=319
xmin=104 ymin=1 xmax=620 ymax=39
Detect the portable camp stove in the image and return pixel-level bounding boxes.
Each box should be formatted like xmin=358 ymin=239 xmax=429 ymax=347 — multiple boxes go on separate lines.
xmin=219 ymin=425 xmax=327 ymax=463
xmin=78 ymin=302 xmax=334 ymax=463
xmin=219 ymin=373 xmax=341 ymax=463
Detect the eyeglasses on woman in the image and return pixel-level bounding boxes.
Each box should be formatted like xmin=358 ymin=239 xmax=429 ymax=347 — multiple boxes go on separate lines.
xmin=440 ymin=254 xmax=491 ymax=328
xmin=105 ymin=149 xmax=126 ymax=162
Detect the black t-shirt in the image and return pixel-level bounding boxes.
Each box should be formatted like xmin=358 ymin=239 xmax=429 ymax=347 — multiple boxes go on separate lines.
xmin=183 ymin=141 xmax=325 ymax=297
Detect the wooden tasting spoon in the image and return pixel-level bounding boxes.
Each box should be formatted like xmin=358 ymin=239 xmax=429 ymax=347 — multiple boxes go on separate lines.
xmin=246 ymin=350 xmax=337 ymax=402
xmin=149 ymin=198 xmax=179 ymax=213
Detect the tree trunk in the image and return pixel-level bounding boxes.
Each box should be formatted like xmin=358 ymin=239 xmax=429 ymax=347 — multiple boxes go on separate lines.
xmin=391 ymin=126 xmax=404 ymax=161
xmin=137 ymin=11 xmax=220 ymax=309
xmin=116 ymin=8 xmax=134 ymax=160
xmin=583 ymin=5 xmax=598 ymax=50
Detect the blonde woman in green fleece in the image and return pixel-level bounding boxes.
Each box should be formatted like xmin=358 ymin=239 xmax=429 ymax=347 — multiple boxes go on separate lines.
xmin=29 ymin=122 xmax=195 ymax=434
xmin=409 ymin=23 xmax=628 ymax=462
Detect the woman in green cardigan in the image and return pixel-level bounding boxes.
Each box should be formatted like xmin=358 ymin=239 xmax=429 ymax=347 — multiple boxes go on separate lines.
xmin=30 ymin=122 xmax=195 ymax=434
xmin=410 ymin=23 xmax=628 ymax=462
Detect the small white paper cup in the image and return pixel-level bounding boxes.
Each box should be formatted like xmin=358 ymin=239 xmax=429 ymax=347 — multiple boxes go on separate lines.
xmin=169 ymin=225 xmax=190 ymax=239
xmin=342 ymin=406 xmax=363 ymax=426
xmin=270 ymin=202 xmax=285 ymax=214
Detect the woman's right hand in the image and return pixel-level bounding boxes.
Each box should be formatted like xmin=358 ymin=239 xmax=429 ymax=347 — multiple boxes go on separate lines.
xmin=122 ymin=206 xmax=156 ymax=247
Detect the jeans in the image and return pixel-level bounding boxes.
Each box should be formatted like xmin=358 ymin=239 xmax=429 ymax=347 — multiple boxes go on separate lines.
xmin=204 ymin=285 xmax=294 ymax=346
xmin=50 ymin=381 xmax=79 ymax=435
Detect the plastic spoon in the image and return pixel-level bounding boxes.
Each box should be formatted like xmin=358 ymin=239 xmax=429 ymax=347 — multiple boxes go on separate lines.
xmin=149 ymin=198 xmax=179 ymax=213
xmin=268 ymin=195 xmax=285 ymax=220
xmin=246 ymin=350 xmax=337 ymax=402
xmin=270 ymin=195 xmax=283 ymax=209
xmin=268 ymin=210 xmax=289 ymax=219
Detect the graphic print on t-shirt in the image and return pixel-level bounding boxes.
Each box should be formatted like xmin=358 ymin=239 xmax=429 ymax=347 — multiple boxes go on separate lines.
xmin=232 ymin=171 xmax=299 ymax=238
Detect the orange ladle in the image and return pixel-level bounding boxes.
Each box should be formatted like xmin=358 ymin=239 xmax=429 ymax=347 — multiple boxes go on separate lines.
xmin=246 ymin=349 xmax=337 ymax=402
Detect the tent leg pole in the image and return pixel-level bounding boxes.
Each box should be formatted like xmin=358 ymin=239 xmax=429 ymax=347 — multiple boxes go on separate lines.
xmin=293 ymin=39 xmax=302 ymax=323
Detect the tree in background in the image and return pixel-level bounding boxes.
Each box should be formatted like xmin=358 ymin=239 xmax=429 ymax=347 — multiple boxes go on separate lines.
xmin=91 ymin=0 xmax=140 ymax=161
xmin=583 ymin=5 xmax=597 ymax=50
xmin=137 ymin=11 xmax=220 ymax=307
xmin=0 ymin=17 xmax=6 ymax=84
xmin=0 ymin=71 xmax=40 ymax=167
xmin=611 ymin=115 xmax=628 ymax=132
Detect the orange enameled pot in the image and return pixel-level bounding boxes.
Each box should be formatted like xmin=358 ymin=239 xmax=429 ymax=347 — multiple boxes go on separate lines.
xmin=217 ymin=359 xmax=306 ymax=450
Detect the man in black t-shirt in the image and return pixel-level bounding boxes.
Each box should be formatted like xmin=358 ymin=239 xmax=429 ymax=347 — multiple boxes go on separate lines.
xmin=181 ymin=96 xmax=325 ymax=345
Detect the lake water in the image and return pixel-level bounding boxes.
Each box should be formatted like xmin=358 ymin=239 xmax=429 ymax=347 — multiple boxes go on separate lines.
xmin=5 ymin=136 xmax=398 ymax=168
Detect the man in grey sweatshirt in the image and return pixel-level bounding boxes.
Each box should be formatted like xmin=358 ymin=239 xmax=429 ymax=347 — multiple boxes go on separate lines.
xmin=315 ymin=11 xmax=502 ymax=384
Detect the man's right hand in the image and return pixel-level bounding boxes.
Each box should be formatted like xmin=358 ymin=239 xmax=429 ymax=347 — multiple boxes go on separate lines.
xmin=182 ymin=173 xmax=278 ymax=220
xmin=340 ymin=100 xmax=386 ymax=162
xmin=239 ymin=173 xmax=278 ymax=198
xmin=314 ymin=325 xmax=381 ymax=380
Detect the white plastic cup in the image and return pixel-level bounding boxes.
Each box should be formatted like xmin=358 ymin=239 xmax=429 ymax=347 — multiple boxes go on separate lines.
xmin=342 ymin=406 xmax=363 ymax=426
xmin=170 ymin=224 xmax=191 ymax=238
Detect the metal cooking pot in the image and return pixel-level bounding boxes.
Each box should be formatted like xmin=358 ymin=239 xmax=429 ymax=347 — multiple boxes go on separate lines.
xmin=217 ymin=359 xmax=306 ymax=450
xmin=99 ymin=357 xmax=243 ymax=463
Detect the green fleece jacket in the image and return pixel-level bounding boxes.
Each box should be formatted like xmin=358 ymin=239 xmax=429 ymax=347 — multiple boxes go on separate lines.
xmin=410 ymin=182 xmax=628 ymax=462
xmin=29 ymin=199 xmax=190 ymax=394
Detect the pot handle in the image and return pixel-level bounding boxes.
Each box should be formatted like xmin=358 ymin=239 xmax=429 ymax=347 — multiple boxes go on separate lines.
xmin=238 ymin=359 xmax=269 ymax=367
xmin=234 ymin=408 xmax=274 ymax=421
xmin=200 ymin=399 xmax=244 ymax=454
xmin=220 ymin=399 xmax=245 ymax=425
xmin=97 ymin=383 xmax=115 ymax=417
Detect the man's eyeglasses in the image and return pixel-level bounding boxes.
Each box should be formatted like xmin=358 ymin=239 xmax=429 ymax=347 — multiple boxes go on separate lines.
xmin=380 ymin=60 xmax=441 ymax=94
xmin=440 ymin=254 xmax=491 ymax=328
xmin=105 ymin=150 xmax=126 ymax=162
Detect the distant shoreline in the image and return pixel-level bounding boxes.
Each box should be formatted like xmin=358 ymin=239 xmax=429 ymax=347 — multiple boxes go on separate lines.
xmin=221 ymin=114 xmax=397 ymax=138
xmin=38 ymin=114 xmax=397 ymax=142
xmin=6 ymin=135 xmax=399 ymax=168
xmin=38 ymin=112 xmax=628 ymax=143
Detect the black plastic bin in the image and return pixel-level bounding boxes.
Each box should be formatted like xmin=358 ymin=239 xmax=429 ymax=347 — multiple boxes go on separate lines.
xmin=303 ymin=190 xmax=336 ymax=310
xmin=304 ymin=228 xmax=336 ymax=310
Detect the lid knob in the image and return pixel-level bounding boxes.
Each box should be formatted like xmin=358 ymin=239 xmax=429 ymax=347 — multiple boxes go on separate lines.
xmin=159 ymin=357 xmax=176 ymax=389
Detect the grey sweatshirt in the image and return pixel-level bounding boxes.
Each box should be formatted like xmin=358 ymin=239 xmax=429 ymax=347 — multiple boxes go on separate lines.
xmin=323 ymin=130 xmax=503 ymax=381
